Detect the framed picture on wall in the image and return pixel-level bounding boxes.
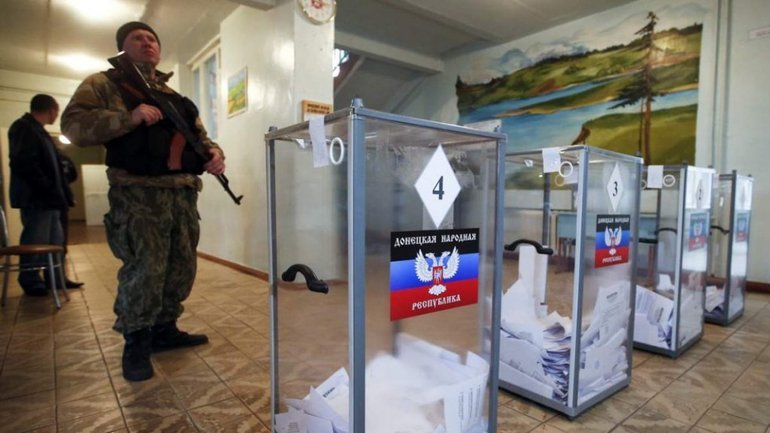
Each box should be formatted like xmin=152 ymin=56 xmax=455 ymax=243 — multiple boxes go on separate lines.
xmin=227 ymin=67 xmax=248 ymax=117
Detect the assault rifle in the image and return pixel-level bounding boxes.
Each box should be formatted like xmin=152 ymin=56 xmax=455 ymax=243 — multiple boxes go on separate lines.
xmin=108 ymin=52 xmax=243 ymax=205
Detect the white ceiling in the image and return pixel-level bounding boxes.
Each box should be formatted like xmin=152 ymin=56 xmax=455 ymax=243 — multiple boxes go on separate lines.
xmin=0 ymin=0 xmax=634 ymax=109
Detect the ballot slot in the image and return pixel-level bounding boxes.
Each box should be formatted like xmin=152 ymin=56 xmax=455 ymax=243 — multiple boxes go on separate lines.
xmin=705 ymin=172 xmax=753 ymax=326
xmin=500 ymin=146 xmax=641 ymax=418
xmin=634 ymin=165 xmax=714 ymax=357
xmin=266 ymin=101 xmax=506 ymax=433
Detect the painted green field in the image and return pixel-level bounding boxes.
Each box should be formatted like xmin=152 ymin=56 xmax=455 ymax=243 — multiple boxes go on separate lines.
xmin=583 ymin=104 xmax=697 ymax=165
xmin=457 ymin=24 xmax=702 ymax=114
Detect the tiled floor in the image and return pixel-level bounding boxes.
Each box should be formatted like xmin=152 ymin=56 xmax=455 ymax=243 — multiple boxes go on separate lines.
xmin=1 ymin=224 xmax=770 ymax=433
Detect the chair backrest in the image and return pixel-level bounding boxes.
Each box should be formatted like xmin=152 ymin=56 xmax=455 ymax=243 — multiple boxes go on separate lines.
xmin=0 ymin=207 xmax=11 ymax=249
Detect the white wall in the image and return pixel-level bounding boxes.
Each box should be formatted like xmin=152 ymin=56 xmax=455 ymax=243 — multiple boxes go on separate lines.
xmin=182 ymin=3 xmax=334 ymax=272
xmin=397 ymin=0 xmax=770 ymax=283
xmin=722 ymin=0 xmax=770 ymax=283
xmin=0 ymin=69 xmax=81 ymax=243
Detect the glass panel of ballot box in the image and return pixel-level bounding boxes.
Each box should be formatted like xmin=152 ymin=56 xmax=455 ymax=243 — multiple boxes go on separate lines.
xmin=500 ymin=146 xmax=641 ymax=417
xmin=266 ymin=100 xmax=506 ymax=433
xmin=635 ymin=165 xmax=714 ymax=357
xmin=705 ymin=172 xmax=753 ymax=325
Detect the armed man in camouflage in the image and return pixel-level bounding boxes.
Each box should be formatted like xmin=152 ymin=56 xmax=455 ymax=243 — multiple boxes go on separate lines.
xmin=61 ymin=22 xmax=224 ymax=382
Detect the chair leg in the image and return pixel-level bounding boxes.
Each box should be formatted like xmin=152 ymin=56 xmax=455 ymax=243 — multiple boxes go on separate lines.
xmin=1 ymin=257 xmax=9 ymax=307
xmin=57 ymin=253 xmax=69 ymax=302
xmin=46 ymin=253 xmax=61 ymax=309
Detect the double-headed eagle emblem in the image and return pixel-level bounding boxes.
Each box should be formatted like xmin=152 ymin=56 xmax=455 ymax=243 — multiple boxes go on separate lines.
xmin=415 ymin=247 xmax=460 ymax=296
xmin=604 ymin=226 xmax=622 ymax=255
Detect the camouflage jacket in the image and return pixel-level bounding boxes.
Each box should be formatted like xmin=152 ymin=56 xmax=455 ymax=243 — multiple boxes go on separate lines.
xmin=61 ymin=67 xmax=222 ymax=190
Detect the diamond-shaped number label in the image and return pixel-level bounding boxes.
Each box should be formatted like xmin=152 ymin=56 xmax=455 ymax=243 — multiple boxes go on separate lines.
xmin=415 ymin=145 xmax=461 ymax=228
xmin=607 ymin=163 xmax=624 ymax=212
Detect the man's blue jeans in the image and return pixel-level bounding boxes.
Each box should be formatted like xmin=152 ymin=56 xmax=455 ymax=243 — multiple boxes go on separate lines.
xmin=18 ymin=208 xmax=64 ymax=289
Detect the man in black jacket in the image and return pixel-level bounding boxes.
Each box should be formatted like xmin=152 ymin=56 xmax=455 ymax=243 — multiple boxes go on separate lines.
xmin=8 ymin=94 xmax=72 ymax=296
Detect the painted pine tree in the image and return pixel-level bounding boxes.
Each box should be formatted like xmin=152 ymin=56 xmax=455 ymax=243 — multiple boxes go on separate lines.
xmin=610 ymin=11 xmax=663 ymax=164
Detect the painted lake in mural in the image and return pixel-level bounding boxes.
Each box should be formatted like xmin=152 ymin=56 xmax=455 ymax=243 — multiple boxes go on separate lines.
xmin=460 ymin=81 xmax=698 ymax=153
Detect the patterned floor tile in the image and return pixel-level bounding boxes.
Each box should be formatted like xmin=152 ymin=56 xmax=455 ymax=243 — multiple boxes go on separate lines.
xmin=695 ymin=408 xmax=766 ymax=433
xmin=57 ymin=408 xmax=126 ymax=433
xmin=620 ymin=407 xmax=691 ymax=433
xmin=168 ymin=371 xmax=235 ymax=409
xmin=188 ymin=397 xmax=253 ymax=432
xmin=546 ymin=413 xmax=617 ymax=433
xmin=56 ymin=391 xmax=120 ymax=423
xmin=1 ymin=239 xmax=769 ymax=432
xmin=121 ymin=388 xmax=186 ymax=426
xmin=496 ymin=404 xmax=542 ymax=432
xmin=712 ymin=394 xmax=770 ymax=425
xmin=639 ymin=383 xmax=717 ymax=425
xmin=504 ymin=395 xmax=557 ymax=423
xmin=0 ymin=405 xmax=56 ymax=433
xmin=127 ymin=412 xmax=199 ymax=433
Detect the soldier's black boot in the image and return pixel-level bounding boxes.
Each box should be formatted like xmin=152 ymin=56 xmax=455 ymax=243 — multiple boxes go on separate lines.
xmin=122 ymin=329 xmax=153 ymax=381
xmin=151 ymin=321 xmax=208 ymax=352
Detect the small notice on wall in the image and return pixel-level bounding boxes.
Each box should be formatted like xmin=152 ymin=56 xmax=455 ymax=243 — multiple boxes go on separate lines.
xmin=595 ymin=214 xmax=631 ymax=268
xmin=302 ymin=100 xmax=332 ymax=121
xmin=389 ymin=228 xmax=479 ymax=321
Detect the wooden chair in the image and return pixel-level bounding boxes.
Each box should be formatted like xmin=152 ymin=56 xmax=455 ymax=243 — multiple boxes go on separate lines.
xmin=0 ymin=207 xmax=69 ymax=308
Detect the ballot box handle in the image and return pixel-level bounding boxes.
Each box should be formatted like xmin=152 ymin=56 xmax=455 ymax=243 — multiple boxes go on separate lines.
xmin=281 ymin=264 xmax=329 ymax=294
xmin=654 ymin=227 xmax=677 ymax=235
xmin=710 ymin=224 xmax=730 ymax=235
xmin=504 ymin=238 xmax=554 ymax=256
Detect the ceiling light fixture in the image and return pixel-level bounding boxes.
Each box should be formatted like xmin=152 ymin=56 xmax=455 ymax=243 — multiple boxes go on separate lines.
xmin=58 ymin=135 xmax=72 ymax=145
xmin=59 ymin=0 xmax=144 ymax=23
xmin=50 ymin=53 xmax=108 ymax=72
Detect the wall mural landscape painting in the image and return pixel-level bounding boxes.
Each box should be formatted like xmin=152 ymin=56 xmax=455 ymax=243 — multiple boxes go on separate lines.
xmin=457 ymin=2 xmax=710 ymax=165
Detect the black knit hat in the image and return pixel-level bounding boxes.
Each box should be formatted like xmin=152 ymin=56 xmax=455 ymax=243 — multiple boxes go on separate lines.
xmin=116 ymin=21 xmax=160 ymax=51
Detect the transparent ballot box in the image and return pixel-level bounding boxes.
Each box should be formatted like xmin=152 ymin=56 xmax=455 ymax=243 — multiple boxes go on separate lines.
xmin=265 ymin=100 xmax=505 ymax=433
xmin=705 ymin=172 xmax=753 ymax=325
xmin=500 ymin=146 xmax=641 ymax=417
xmin=635 ymin=165 xmax=714 ymax=357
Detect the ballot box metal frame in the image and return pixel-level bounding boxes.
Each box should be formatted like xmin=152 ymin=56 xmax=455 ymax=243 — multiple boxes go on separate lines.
xmin=265 ymin=99 xmax=506 ymax=433
xmin=635 ymin=164 xmax=714 ymax=358
xmin=500 ymin=146 xmax=642 ymax=418
xmin=705 ymin=171 xmax=753 ymax=326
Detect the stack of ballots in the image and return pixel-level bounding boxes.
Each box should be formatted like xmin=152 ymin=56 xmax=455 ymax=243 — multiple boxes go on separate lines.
xmin=499 ymin=244 xmax=630 ymax=404
xmin=276 ymin=333 xmax=489 ymax=433
xmin=634 ymin=277 xmax=674 ymax=349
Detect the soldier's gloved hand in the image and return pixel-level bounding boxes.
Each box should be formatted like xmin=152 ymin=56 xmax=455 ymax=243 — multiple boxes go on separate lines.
xmin=204 ymin=148 xmax=225 ymax=175
xmin=130 ymin=103 xmax=163 ymax=126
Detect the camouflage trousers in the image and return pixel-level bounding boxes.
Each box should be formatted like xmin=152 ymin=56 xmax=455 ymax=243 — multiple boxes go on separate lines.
xmin=105 ymin=185 xmax=200 ymax=334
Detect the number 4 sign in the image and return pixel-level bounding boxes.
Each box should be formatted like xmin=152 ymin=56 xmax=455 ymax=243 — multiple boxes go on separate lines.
xmin=415 ymin=145 xmax=461 ymax=228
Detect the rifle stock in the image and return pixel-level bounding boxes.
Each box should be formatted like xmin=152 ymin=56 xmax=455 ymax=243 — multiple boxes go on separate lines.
xmin=108 ymin=52 xmax=243 ymax=205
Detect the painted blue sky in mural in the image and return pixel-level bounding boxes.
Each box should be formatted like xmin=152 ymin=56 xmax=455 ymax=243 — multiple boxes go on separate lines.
xmin=458 ymin=2 xmax=709 ymax=85
xmin=454 ymin=0 xmax=712 ymax=159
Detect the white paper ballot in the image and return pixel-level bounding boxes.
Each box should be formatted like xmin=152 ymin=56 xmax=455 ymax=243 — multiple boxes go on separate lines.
xmin=279 ymin=333 xmax=491 ymax=433
xmin=634 ymin=285 xmax=674 ymax=349
xmin=309 ymin=116 xmax=330 ymax=168
xmin=705 ymin=285 xmax=724 ymax=312
xmin=647 ymin=165 xmax=664 ymax=189
xmin=542 ymin=147 xmax=561 ymax=173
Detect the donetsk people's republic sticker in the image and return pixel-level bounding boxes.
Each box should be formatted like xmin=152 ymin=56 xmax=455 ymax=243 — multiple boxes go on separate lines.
xmin=389 ymin=228 xmax=479 ymax=321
